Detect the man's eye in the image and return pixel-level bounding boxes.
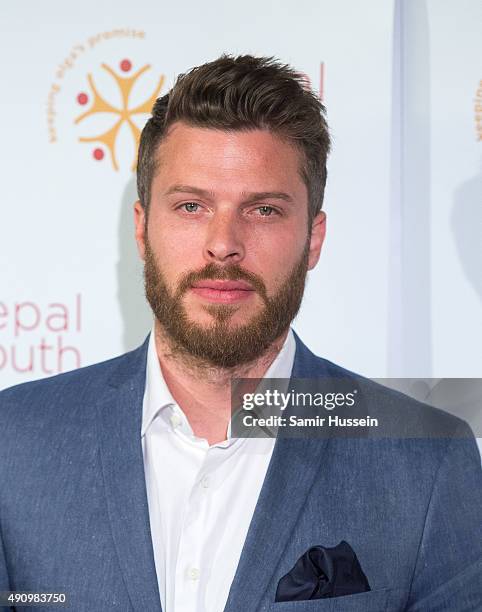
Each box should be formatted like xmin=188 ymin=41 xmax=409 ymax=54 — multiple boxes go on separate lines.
xmin=257 ymin=206 xmax=276 ymax=216
xmin=181 ymin=202 xmax=199 ymax=212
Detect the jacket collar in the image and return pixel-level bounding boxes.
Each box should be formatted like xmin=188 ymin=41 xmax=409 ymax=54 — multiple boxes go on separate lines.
xmin=97 ymin=335 xmax=161 ymax=611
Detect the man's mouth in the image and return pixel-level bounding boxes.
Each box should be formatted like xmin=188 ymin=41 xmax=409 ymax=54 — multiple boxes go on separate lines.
xmin=190 ymin=280 xmax=255 ymax=303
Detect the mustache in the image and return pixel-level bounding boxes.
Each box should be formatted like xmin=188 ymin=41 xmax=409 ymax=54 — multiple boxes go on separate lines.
xmin=176 ymin=262 xmax=268 ymax=302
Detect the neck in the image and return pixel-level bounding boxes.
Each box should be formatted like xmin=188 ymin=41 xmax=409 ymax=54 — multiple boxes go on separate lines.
xmin=153 ymin=320 xmax=290 ymax=445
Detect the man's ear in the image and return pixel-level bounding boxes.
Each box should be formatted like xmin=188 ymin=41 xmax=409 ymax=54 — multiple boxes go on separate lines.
xmin=134 ymin=201 xmax=147 ymax=261
xmin=308 ymin=211 xmax=326 ymax=270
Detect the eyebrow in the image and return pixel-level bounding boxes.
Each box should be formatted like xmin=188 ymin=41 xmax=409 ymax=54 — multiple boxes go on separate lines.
xmin=164 ymin=184 xmax=294 ymax=204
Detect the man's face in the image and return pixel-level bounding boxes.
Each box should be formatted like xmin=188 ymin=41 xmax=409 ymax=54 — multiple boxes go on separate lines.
xmin=134 ymin=122 xmax=326 ymax=368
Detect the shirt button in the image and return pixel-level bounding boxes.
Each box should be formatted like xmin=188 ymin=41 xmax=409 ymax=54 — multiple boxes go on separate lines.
xmin=188 ymin=567 xmax=200 ymax=581
xmin=200 ymin=476 xmax=210 ymax=489
xmin=170 ymin=413 xmax=182 ymax=428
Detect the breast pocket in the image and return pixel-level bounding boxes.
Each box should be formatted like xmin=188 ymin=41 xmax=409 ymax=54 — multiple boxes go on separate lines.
xmin=267 ymin=588 xmax=391 ymax=611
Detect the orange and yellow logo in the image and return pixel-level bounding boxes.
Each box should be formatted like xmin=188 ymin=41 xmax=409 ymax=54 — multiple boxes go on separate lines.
xmin=74 ymin=58 xmax=164 ymax=170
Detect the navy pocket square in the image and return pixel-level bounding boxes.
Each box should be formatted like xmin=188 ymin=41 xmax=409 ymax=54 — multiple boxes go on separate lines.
xmin=275 ymin=540 xmax=371 ymax=602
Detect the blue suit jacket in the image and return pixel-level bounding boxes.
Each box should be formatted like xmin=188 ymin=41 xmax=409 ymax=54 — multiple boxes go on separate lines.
xmin=0 ymin=331 xmax=481 ymax=611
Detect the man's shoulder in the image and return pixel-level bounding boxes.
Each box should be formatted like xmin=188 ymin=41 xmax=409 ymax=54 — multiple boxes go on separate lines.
xmin=0 ymin=338 xmax=149 ymax=423
xmin=293 ymin=332 xmax=473 ymax=439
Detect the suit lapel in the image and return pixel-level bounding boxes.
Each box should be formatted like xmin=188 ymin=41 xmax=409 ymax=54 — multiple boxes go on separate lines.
xmin=96 ymin=337 xmax=162 ymax=612
xmin=224 ymin=331 xmax=331 ymax=612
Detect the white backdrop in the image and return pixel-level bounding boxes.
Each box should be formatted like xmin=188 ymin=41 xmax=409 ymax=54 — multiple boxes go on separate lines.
xmin=1 ymin=1 xmax=480 ymax=393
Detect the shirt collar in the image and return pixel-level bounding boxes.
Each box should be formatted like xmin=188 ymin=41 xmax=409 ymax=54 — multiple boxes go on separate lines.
xmin=141 ymin=328 xmax=178 ymax=437
xmin=141 ymin=325 xmax=296 ymax=439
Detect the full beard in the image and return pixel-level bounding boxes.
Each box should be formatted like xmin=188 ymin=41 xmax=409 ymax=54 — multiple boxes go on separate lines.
xmin=143 ymin=238 xmax=310 ymax=370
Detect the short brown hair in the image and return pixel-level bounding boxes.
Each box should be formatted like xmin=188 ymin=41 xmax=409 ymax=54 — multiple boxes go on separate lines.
xmin=137 ymin=54 xmax=330 ymax=224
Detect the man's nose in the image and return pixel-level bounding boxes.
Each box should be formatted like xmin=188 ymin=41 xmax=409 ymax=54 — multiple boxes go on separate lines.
xmin=203 ymin=210 xmax=245 ymax=264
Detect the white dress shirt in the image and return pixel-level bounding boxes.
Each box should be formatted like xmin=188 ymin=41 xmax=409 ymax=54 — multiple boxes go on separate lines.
xmin=141 ymin=326 xmax=296 ymax=612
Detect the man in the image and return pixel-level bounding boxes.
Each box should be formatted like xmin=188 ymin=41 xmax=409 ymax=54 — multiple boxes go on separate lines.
xmin=0 ymin=55 xmax=480 ymax=612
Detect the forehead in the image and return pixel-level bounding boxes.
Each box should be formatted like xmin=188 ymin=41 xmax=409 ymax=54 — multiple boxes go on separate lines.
xmin=153 ymin=122 xmax=307 ymax=197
